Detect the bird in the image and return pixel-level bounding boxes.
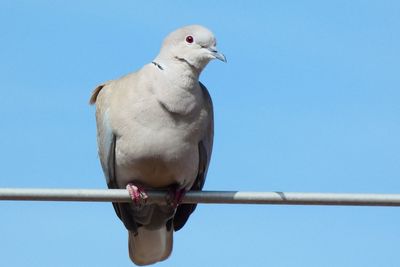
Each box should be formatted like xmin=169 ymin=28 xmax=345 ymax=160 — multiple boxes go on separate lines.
xmin=89 ymin=25 xmax=225 ymax=265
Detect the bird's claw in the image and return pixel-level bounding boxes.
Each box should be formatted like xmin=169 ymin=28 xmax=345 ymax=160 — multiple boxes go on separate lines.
xmin=167 ymin=188 xmax=186 ymax=208
xmin=126 ymin=183 xmax=148 ymax=206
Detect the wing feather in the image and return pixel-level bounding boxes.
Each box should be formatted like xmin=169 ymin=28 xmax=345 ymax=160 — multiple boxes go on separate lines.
xmin=173 ymin=82 xmax=214 ymax=231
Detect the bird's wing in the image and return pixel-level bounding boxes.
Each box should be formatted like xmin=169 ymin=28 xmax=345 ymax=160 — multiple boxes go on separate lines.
xmin=173 ymin=82 xmax=214 ymax=231
xmin=91 ymin=78 xmax=173 ymax=266
xmin=90 ymin=82 xmax=130 ymax=223
xmin=90 ymin=83 xmax=117 ymax=186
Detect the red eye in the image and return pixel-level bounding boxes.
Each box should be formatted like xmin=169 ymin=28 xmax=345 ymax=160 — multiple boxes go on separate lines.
xmin=185 ymin=35 xmax=194 ymax=43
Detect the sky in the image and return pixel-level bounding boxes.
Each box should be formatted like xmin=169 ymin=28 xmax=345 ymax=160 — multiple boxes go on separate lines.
xmin=0 ymin=1 xmax=399 ymax=266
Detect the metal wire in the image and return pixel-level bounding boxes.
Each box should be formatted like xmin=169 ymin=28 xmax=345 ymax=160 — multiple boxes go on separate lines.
xmin=1 ymin=188 xmax=400 ymax=206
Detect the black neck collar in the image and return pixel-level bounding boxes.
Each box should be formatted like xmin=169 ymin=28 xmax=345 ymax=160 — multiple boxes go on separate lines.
xmin=151 ymin=61 xmax=164 ymax=70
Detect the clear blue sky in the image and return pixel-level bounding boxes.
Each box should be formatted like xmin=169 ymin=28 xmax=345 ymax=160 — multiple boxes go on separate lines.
xmin=1 ymin=1 xmax=399 ymax=266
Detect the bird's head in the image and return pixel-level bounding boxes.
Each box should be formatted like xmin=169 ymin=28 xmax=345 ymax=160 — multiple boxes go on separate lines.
xmin=157 ymin=25 xmax=226 ymax=72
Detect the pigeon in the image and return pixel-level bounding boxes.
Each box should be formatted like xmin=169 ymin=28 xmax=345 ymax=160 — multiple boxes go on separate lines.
xmin=90 ymin=25 xmax=225 ymax=265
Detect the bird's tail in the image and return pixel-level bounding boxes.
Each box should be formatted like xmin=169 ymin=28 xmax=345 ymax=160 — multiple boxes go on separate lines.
xmin=128 ymin=225 xmax=173 ymax=266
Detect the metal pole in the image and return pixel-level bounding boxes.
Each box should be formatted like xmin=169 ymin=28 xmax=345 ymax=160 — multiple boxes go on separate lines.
xmin=1 ymin=188 xmax=400 ymax=206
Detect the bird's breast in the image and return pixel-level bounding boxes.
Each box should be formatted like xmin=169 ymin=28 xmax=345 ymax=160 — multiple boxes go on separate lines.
xmin=113 ymin=102 xmax=204 ymax=188
xmin=115 ymin=129 xmax=199 ymax=188
xmin=109 ymin=72 xmax=208 ymax=188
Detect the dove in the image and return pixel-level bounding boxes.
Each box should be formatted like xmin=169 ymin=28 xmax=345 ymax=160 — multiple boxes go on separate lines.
xmin=90 ymin=25 xmax=225 ymax=265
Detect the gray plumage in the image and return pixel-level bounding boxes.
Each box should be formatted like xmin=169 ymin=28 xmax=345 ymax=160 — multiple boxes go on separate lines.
xmin=90 ymin=25 xmax=225 ymax=265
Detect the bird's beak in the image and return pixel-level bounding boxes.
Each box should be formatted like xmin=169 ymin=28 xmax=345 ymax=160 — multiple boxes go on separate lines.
xmin=208 ymin=47 xmax=227 ymax=62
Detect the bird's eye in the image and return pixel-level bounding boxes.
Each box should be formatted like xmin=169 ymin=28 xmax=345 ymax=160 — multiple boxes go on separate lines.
xmin=185 ymin=35 xmax=194 ymax=44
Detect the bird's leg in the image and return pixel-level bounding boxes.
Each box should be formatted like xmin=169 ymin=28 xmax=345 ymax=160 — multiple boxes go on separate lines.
xmin=167 ymin=188 xmax=187 ymax=208
xmin=126 ymin=183 xmax=148 ymax=206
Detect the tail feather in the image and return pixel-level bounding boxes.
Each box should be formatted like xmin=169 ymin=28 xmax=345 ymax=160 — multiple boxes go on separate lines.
xmin=128 ymin=226 xmax=173 ymax=266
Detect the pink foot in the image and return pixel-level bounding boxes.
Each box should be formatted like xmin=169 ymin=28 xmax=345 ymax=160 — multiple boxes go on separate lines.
xmin=126 ymin=183 xmax=148 ymax=205
xmin=168 ymin=188 xmax=186 ymax=208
